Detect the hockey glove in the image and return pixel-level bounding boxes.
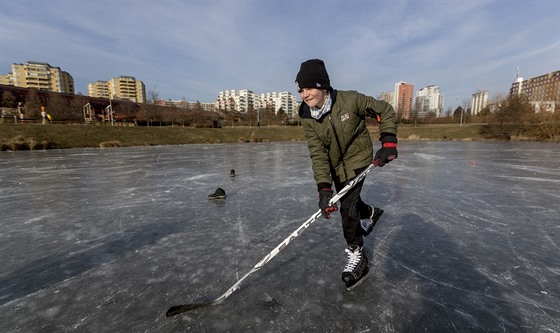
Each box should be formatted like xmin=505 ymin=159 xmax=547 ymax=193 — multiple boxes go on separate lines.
xmin=318 ymin=188 xmax=338 ymax=219
xmin=374 ymin=135 xmax=398 ymax=167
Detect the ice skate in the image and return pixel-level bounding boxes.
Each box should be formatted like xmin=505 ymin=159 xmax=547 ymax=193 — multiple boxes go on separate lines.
xmin=361 ymin=206 xmax=383 ymax=236
xmin=341 ymin=245 xmax=369 ymax=290
xmin=208 ymin=188 xmax=226 ymax=200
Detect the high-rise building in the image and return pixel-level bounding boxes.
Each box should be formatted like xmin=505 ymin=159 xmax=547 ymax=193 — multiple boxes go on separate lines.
xmin=109 ymin=76 xmax=146 ymax=103
xmin=393 ymin=81 xmax=414 ymax=119
xmin=415 ymin=85 xmax=444 ymax=118
xmin=471 ymin=91 xmax=488 ymax=115
xmin=87 ymin=81 xmax=110 ymax=99
xmin=510 ymin=69 xmax=559 ymax=112
xmin=87 ymin=76 xmax=146 ymax=103
xmin=0 ymin=61 xmax=74 ymax=93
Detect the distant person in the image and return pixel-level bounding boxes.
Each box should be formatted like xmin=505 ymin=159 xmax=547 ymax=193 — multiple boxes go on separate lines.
xmin=295 ymin=59 xmax=398 ymax=290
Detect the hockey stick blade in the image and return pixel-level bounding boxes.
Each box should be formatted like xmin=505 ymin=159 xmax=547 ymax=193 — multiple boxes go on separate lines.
xmin=166 ymin=300 xmax=217 ymax=317
xmin=165 ymin=164 xmax=375 ymax=317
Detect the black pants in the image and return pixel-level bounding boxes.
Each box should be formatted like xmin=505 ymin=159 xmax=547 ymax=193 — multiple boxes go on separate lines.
xmin=334 ymin=176 xmax=372 ymax=247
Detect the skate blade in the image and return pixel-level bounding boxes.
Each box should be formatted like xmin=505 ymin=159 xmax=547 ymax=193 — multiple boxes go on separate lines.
xmin=345 ymin=269 xmax=369 ymax=291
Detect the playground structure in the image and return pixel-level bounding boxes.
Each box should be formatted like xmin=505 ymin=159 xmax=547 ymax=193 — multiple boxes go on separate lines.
xmin=83 ymin=103 xmax=94 ymax=124
xmin=1 ymin=84 xmax=134 ymax=125
xmin=83 ymin=102 xmax=118 ymax=125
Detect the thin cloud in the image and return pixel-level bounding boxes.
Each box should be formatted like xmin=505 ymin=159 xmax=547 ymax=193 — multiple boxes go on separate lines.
xmin=1 ymin=0 xmax=558 ymax=108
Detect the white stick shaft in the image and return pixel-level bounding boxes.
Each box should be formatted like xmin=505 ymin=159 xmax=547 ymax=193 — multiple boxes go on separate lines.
xmin=211 ymin=164 xmax=374 ymax=304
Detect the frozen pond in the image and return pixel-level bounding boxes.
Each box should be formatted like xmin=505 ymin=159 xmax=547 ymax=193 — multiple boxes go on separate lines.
xmin=0 ymin=141 xmax=559 ymax=332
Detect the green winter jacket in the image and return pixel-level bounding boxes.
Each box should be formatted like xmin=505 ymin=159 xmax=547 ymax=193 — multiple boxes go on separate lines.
xmin=298 ymin=89 xmax=397 ymax=189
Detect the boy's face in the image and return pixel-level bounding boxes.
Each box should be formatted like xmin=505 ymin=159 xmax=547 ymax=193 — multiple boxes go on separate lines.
xmin=299 ymin=88 xmax=328 ymax=109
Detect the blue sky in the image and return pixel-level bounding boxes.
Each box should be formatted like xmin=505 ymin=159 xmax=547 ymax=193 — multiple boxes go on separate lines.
xmin=1 ymin=0 xmax=558 ymax=111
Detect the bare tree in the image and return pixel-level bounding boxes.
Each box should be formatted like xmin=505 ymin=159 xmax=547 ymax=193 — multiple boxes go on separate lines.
xmin=533 ymin=105 xmax=560 ymax=140
xmin=147 ymin=86 xmax=159 ymax=104
xmin=23 ymin=88 xmax=42 ymax=119
xmin=495 ymin=94 xmax=533 ymax=136
xmin=116 ymin=100 xmax=138 ymax=124
xmin=46 ymin=93 xmax=70 ymax=121
xmin=68 ymin=95 xmax=88 ymax=122
xmin=1 ymin=90 xmax=17 ymax=108
xmin=482 ymin=93 xmax=535 ymax=139
xmin=138 ymin=86 xmax=161 ymax=126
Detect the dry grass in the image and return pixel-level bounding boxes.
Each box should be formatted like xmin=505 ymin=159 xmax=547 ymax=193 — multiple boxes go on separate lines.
xmin=0 ymin=134 xmax=52 ymax=151
xmin=0 ymin=123 xmax=307 ymax=150
xmin=99 ymin=140 xmax=123 ymax=148
xmin=1 ymin=122 xmax=552 ymax=151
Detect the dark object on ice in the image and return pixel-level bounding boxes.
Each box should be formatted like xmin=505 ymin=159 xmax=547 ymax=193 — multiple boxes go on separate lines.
xmin=208 ymin=188 xmax=226 ymax=200
xmin=230 ymin=169 xmax=235 ymax=177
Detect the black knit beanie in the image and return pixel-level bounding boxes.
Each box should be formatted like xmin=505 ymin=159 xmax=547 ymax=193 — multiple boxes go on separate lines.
xmin=295 ymin=59 xmax=331 ymax=91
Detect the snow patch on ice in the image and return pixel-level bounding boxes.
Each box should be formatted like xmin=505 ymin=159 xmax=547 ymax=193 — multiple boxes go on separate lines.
xmin=184 ymin=173 xmax=221 ymax=181
xmin=413 ymin=153 xmax=446 ymax=160
xmin=496 ymin=175 xmax=560 ymax=183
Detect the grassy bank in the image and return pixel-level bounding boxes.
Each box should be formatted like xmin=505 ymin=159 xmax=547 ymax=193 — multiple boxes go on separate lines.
xmin=0 ymin=122 xmax=532 ymax=151
xmin=0 ymin=124 xmax=307 ymax=150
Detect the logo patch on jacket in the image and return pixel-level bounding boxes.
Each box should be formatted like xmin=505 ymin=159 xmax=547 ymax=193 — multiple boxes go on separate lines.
xmin=340 ymin=112 xmax=349 ymax=122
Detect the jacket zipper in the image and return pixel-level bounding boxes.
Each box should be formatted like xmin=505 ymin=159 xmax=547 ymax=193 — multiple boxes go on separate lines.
xmin=328 ymin=114 xmax=348 ymax=181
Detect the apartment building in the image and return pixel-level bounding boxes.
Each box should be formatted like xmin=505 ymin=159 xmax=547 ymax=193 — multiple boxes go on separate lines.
xmin=415 ymin=85 xmax=444 ymax=118
xmin=0 ymin=74 xmax=13 ymax=86
xmin=217 ymin=89 xmax=254 ymax=112
xmin=88 ymin=76 xmax=146 ymax=103
xmin=109 ymin=76 xmax=146 ymax=103
xmin=155 ymin=99 xmax=216 ymax=111
xmin=0 ymin=61 xmax=74 ymax=93
xmin=471 ymin=91 xmax=488 ymax=115
xmin=217 ymin=89 xmax=297 ymax=116
xmin=510 ymin=70 xmax=559 ymax=112
xmin=393 ymin=81 xmax=414 ymax=120
xmin=378 ymin=92 xmax=394 ymax=106
xmin=258 ymin=91 xmax=297 ymax=116
xmin=87 ymin=81 xmax=111 ymax=99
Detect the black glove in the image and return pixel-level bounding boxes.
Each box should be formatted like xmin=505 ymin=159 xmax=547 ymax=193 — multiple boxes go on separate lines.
xmin=318 ymin=188 xmax=338 ymax=219
xmin=374 ymin=135 xmax=398 ymax=167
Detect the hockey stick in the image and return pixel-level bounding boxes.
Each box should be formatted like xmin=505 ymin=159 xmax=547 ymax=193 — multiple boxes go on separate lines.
xmin=166 ymin=164 xmax=375 ymax=317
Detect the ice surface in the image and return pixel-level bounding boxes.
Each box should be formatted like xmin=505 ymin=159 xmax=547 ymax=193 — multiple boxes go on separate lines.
xmin=0 ymin=141 xmax=559 ymax=332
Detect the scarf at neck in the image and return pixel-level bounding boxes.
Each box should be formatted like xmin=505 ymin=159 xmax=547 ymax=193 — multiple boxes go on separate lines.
xmin=310 ymin=92 xmax=332 ymax=120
